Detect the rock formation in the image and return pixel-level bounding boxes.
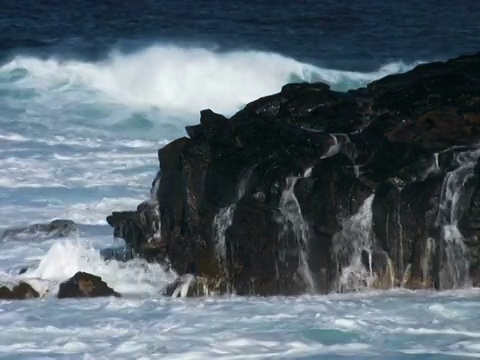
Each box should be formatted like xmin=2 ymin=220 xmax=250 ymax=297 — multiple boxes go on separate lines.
xmin=108 ymin=52 xmax=480 ymax=295
xmin=0 ymin=282 xmax=39 ymax=300
xmin=57 ymin=272 xmax=121 ymax=299
xmin=0 ymin=219 xmax=77 ymax=240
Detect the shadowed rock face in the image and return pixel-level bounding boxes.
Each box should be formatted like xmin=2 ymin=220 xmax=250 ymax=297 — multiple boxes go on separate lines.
xmin=0 ymin=282 xmax=39 ymax=300
xmin=57 ymin=272 xmax=121 ymax=299
xmin=108 ymin=52 xmax=480 ymax=296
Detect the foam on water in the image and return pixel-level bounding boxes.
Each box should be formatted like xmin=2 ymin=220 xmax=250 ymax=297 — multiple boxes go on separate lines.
xmin=0 ymin=285 xmax=479 ymax=358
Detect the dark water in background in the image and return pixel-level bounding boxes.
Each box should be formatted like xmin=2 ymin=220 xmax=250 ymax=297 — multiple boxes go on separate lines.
xmin=2 ymin=0 xmax=479 ymax=69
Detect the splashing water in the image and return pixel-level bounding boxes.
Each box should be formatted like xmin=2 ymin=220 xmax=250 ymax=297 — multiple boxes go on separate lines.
xmin=11 ymin=239 xmax=177 ymax=297
xmin=170 ymin=274 xmax=197 ymax=298
xmin=277 ymin=176 xmax=316 ymax=293
xmin=333 ymin=195 xmax=376 ymax=292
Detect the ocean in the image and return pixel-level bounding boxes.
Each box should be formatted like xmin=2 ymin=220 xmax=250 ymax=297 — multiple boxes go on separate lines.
xmin=0 ymin=0 xmax=480 ymax=358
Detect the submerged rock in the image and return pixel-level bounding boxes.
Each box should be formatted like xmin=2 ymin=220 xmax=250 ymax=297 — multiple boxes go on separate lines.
xmin=1 ymin=219 xmax=77 ymax=240
xmin=108 ymin=51 xmax=480 ymax=296
xmin=57 ymin=272 xmax=121 ymax=299
xmin=0 ymin=282 xmax=39 ymax=300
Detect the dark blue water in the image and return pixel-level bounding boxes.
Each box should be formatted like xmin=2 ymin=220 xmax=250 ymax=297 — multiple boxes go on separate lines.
xmin=2 ymin=0 xmax=479 ymax=70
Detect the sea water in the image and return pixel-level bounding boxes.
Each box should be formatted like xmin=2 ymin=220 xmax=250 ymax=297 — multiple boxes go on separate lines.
xmin=0 ymin=0 xmax=479 ymax=358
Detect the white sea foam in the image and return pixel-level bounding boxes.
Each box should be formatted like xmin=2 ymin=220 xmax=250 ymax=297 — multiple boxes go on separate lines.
xmin=0 ymin=130 xmax=167 ymax=149
xmin=0 ymin=278 xmax=478 ymax=358
xmin=0 ymin=142 xmax=158 ymax=190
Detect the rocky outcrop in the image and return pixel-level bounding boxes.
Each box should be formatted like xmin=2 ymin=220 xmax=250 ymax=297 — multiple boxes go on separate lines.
xmin=57 ymin=272 xmax=121 ymax=299
xmin=108 ymin=52 xmax=480 ymax=295
xmin=0 ymin=282 xmax=39 ymax=300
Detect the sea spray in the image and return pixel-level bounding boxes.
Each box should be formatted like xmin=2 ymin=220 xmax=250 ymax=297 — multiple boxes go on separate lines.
xmin=19 ymin=239 xmax=176 ymax=296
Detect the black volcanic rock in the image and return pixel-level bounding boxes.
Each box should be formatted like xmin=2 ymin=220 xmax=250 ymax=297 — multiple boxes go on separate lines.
xmin=57 ymin=272 xmax=120 ymax=299
xmin=0 ymin=282 xmax=39 ymax=300
xmin=107 ymin=52 xmax=480 ymax=295
xmin=231 ymin=81 xmax=367 ymax=134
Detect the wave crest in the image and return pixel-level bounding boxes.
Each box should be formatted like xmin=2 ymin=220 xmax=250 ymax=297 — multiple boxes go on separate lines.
xmin=0 ymin=45 xmax=420 ymax=116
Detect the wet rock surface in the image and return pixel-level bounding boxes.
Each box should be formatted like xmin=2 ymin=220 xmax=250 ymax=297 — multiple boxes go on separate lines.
xmin=0 ymin=219 xmax=77 ymax=240
xmin=109 ymin=52 xmax=480 ymax=296
xmin=0 ymin=282 xmax=39 ymax=300
xmin=57 ymin=272 xmax=121 ymax=299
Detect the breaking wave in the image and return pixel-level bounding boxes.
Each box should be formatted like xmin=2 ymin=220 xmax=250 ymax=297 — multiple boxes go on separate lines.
xmin=0 ymin=44 xmax=420 ymax=117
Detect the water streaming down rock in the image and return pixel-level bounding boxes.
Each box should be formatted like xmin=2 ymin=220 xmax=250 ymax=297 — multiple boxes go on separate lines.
xmin=141 ymin=173 xmax=162 ymax=246
xmin=277 ymin=176 xmax=316 ymax=293
xmin=423 ymin=237 xmax=435 ymax=286
xmin=401 ymin=263 xmax=412 ymax=287
xmin=303 ymin=166 xmax=313 ymax=178
xmin=395 ymin=195 xmax=404 ymax=278
xmin=150 ymin=172 xmax=161 ymax=199
xmin=212 ymin=166 xmax=255 ymax=261
xmin=420 ymin=154 xmax=442 ymax=181
xmin=236 ymin=166 xmax=255 ymax=200
xmin=321 ymin=133 xmax=353 ymax=160
xmin=435 ymin=148 xmax=480 ymax=289
xmin=170 ymin=274 xmax=196 ymax=298
xmin=212 ymin=204 xmax=236 ymax=259
xmin=333 ymin=194 xmax=376 ymax=292
xmin=321 ymin=135 xmax=341 ymax=159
